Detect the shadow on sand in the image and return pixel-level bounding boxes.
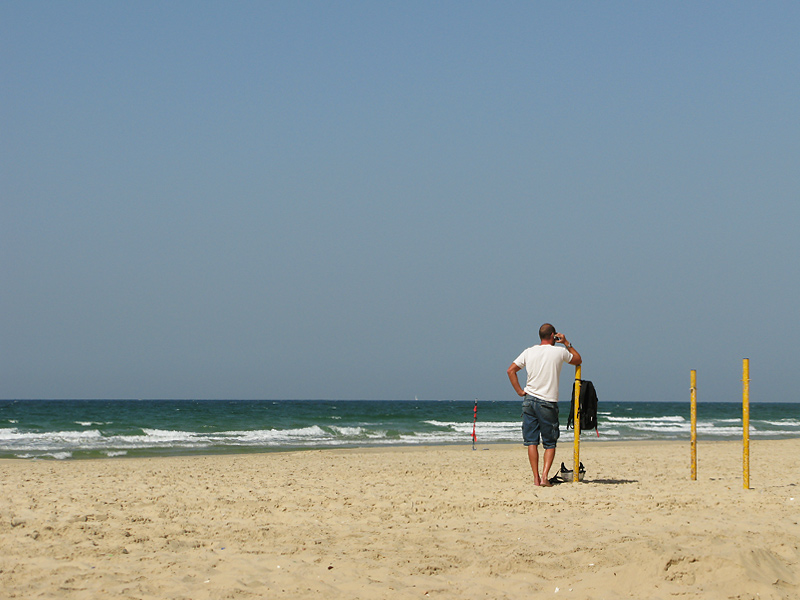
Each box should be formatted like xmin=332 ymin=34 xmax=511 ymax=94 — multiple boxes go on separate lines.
xmin=550 ymin=477 xmax=638 ymax=486
xmin=583 ymin=478 xmax=638 ymax=485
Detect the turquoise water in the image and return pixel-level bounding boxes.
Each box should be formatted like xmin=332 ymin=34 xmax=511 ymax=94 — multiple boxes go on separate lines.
xmin=1 ymin=399 xmax=798 ymax=459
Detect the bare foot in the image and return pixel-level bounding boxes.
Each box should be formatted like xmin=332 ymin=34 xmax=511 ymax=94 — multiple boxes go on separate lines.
xmin=533 ymin=477 xmax=541 ymax=486
xmin=540 ymin=479 xmax=553 ymax=487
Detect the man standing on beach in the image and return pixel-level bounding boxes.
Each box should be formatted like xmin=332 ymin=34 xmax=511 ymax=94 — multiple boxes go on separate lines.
xmin=507 ymin=323 xmax=582 ymax=486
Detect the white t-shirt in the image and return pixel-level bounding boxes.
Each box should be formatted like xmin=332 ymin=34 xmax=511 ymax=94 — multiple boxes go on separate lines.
xmin=513 ymin=344 xmax=573 ymax=402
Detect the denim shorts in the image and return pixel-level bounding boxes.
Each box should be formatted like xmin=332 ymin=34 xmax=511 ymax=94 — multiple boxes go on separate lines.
xmin=521 ymin=395 xmax=560 ymax=449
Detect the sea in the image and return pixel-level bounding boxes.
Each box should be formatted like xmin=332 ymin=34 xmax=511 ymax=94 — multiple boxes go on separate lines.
xmin=1 ymin=399 xmax=799 ymax=460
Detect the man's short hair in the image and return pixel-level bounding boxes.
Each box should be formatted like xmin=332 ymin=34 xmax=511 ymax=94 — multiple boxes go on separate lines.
xmin=539 ymin=323 xmax=556 ymax=340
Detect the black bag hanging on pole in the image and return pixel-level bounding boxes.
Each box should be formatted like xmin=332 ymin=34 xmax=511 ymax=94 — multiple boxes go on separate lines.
xmin=566 ymin=379 xmax=599 ymax=433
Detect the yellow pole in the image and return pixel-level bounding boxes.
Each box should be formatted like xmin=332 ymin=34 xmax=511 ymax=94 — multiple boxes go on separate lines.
xmin=573 ymin=365 xmax=582 ymax=482
xmin=690 ymin=370 xmax=697 ymax=480
xmin=743 ymin=358 xmax=750 ymax=490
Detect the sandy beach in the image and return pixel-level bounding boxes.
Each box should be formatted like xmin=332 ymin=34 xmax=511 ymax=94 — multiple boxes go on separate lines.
xmin=1 ymin=439 xmax=798 ymax=599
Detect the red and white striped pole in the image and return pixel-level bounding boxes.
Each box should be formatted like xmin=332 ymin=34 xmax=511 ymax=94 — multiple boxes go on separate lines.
xmin=472 ymin=399 xmax=478 ymax=451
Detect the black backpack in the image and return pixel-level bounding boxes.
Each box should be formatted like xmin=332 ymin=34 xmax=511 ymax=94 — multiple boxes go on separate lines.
xmin=566 ymin=379 xmax=598 ymax=432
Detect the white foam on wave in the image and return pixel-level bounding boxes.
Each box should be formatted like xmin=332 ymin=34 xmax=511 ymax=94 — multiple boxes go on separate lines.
xmin=36 ymin=452 xmax=73 ymax=460
xmin=325 ymin=426 xmax=389 ymax=439
xmin=89 ymin=425 xmax=340 ymax=450
xmin=330 ymin=426 xmax=365 ymax=436
xmin=230 ymin=426 xmax=329 ymax=444
xmin=424 ymin=420 xmax=520 ymax=437
xmin=424 ymin=420 xmax=452 ymax=427
xmin=142 ymin=428 xmax=199 ymax=439
xmin=696 ymin=425 xmax=747 ymax=435
xmin=624 ymin=422 xmax=688 ymax=433
xmin=752 ymin=429 xmax=800 ymax=436
xmin=399 ymin=431 xmax=462 ymax=444
xmin=606 ymin=416 xmax=686 ymax=423
xmin=0 ymin=429 xmax=104 ymax=449
xmin=108 ymin=429 xmax=210 ymax=449
xmin=762 ymin=419 xmax=800 ymax=427
xmin=49 ymin=430 xmax=104 ymax=440
xmin=597 ymin=428 xmax=621 ymax=436
xmin=1 ymin=429 xmax=105 ymax=441
xmin=285 ymin=425 xmax=328 ymax=438
xmin=416 ymin=422 xmax=517 ymax=444
xmin=0 ymin=428 xmax=21 ymax=440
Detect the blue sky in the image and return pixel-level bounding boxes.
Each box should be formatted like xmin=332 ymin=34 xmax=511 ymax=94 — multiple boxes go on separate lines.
xmin=2 ymin=2 xmax=798 ymax=402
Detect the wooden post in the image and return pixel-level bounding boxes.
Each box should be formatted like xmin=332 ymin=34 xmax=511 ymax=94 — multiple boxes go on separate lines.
xmin=743 ymin=358 xmax=750 ymax=489
xmin=573 ymin=365 xmax=582 ymax=482
xmin=690 ymin=369 xmax=697 ymax=480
